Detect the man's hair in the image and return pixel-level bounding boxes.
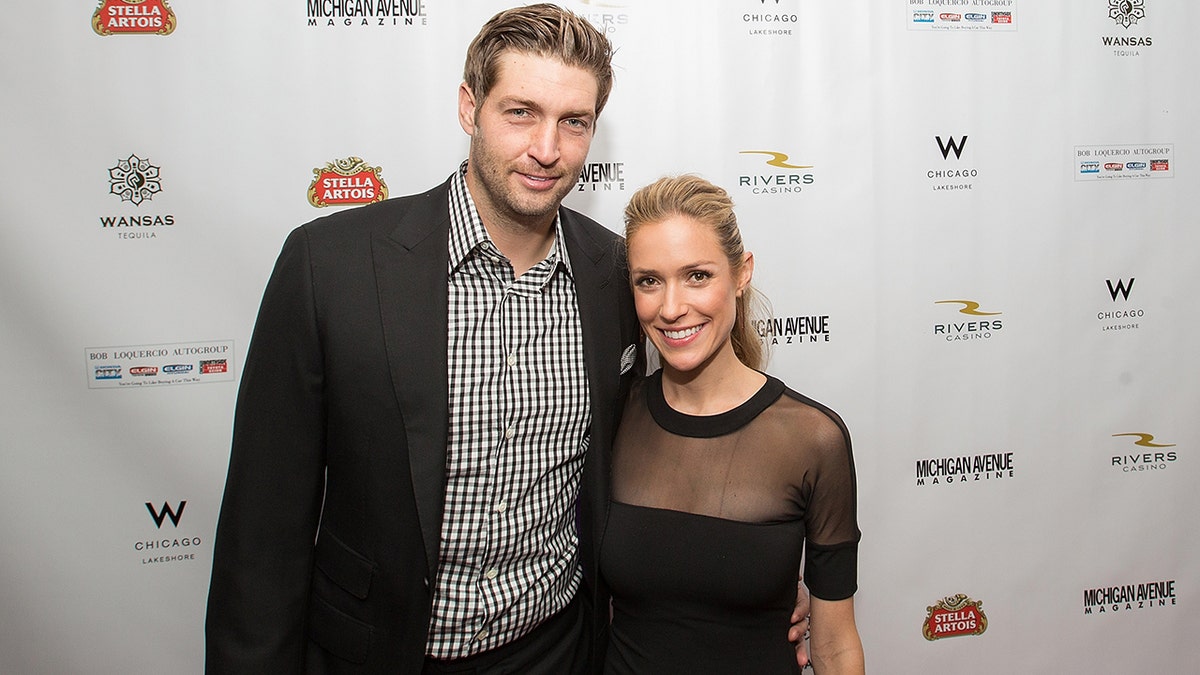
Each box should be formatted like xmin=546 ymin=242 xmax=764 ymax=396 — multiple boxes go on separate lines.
xmin=464 ymin=3 xmax=615 ymax=116
xmin=624 ymin=175 xmax=767 ymax=371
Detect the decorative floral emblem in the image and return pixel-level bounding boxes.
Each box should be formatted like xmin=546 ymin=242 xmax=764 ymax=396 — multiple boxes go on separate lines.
xmin=108 ymin=154 xmax=162 ymax=206
xmin=1109 ymin=0 xmax=1145 ymax=29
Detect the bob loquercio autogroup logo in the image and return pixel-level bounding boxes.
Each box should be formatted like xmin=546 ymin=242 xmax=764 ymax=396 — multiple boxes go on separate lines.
xmin=87 ymin=340 xmax=235 ymax=389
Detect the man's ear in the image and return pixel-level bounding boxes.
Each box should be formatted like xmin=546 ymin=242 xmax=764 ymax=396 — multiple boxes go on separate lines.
xmin=457 ymin=83 xmax=477 ymax=136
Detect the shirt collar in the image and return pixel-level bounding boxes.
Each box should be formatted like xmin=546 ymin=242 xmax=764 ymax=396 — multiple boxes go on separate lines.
xmin=447 ymin=161 xmax=573 ymax=278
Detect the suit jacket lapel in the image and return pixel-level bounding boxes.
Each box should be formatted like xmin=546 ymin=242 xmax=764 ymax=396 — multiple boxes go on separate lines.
xmin=562 ymin=212 xmax=626 ymax=582
xmin=373 ymin=182 xmax=452 ymax=581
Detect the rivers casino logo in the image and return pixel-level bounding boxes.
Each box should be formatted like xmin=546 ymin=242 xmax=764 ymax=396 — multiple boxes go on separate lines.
xmin=736 ymin=150 xmax=815 ymax=197
xmin=932 ymin=299 xmax=1003 ymax=342
xmin=92 ymin=0 xmax=177 ymax=36
xmin=308 ymin=157 xmax=389 ymax=208
xmin=923 ymin=594 xmax=988 ymax=640
xmin=1110 ymin=432 xmax=1177 ymax=474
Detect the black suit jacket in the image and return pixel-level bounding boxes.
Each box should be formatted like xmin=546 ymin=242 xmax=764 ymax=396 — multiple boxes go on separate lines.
xmin=206 ymin=177 xmax=639 ymax=673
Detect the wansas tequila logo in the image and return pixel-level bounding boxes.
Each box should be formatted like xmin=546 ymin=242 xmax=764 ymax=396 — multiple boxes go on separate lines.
xmin=933 ymin=300 xmax=1003 ymax=342
xmin=93 ymin=0 xmax=176 ymax=36
xmin=923 ymin=594 xmax=987 ymax=641
xmin=1109 ymin=0 xmax=1145 ymax=28
xmin=109 ymin=154 xmax=161 ymax=206
xmin=737 ymin=150 xmax=814 ymax=196
xmin=102 ymin=154 xmax=175 ymax=239
xmin=308 ymin=157 xmax=388 ymax=207
xmin=1103 ymin=0 xmax=1152 ymax=56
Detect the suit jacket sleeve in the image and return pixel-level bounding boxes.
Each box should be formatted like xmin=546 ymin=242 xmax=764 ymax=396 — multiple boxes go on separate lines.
xmin=206 ymin=226 xmax=328 ymax=672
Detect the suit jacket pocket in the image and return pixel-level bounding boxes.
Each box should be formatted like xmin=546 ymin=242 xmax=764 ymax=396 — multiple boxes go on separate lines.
xmin=309 ymin=594 xmax=373 ymax=665
xmin=314 ymin=529 xmax=377 ymax=599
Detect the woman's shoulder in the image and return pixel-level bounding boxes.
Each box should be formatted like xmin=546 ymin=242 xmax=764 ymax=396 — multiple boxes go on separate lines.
xmin=764 ymin=375 xmax=851 ymax=452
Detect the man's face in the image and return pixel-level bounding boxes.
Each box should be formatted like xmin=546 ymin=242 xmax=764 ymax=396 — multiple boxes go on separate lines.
xmin=458 ymin=51 xmax=599 ymax=231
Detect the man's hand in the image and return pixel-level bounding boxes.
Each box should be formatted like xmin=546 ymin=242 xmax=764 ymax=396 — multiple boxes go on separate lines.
xmin=789 ymin=578 xmax=812 ymax=668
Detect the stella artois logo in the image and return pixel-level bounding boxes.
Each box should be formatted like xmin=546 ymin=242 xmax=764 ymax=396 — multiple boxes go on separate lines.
xmin=308 ymin=157 xmax=389 ymax=208
xmin=93 ymin=0 xmax=177 ymax=36
xmin=922 ymin=594 xmax=988 ymax=641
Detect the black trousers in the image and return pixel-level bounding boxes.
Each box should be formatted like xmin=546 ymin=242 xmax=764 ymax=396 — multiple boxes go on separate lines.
xmin=422 ymin=596 xmax=588 ymax=675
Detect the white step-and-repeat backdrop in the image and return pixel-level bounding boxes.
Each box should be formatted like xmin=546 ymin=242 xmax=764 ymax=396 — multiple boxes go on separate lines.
xmin=1 ymin=1 xmax=1196 ymax=672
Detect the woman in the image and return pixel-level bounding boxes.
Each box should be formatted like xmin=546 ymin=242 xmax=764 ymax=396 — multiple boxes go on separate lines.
xmin=601 ymin=175 xmax=865 ymax=674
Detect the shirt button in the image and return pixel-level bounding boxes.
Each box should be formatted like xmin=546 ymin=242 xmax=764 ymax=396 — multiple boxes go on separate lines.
xmin=504 ymin=426 xmax=515 ymax=439
xmin=475 ymin=627 xmax=490 ymax=641
xmin=506 ymin=353 xmax=517 ymax=366
xmin=495 ymin=500 xmax=507 ymax=513
xmin=484 ymin=568 xmax=499 ymax=580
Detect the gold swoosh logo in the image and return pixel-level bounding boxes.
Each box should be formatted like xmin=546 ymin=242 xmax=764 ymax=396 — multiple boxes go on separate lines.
xmin=934 ymin=300 xmax=1001 ymax=316
xmin=740 ymin=151 xmax=813 ymax=169
xmin=1112 ymin=433 xmax=1175 ymax=448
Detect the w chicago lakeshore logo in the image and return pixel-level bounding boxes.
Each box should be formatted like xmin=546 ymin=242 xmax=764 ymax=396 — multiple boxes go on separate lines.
xmin=136 ymin=499 xmax=203 ymax=566
xmin=1097 ymin=277 xmax=1145 ymax=332
xmin=928 ymin=135 xmax=978 ymax=192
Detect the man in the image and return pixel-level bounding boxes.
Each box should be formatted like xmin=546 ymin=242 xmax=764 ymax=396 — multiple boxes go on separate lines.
xmin=206 ymin=5 xmax=808 ymax=673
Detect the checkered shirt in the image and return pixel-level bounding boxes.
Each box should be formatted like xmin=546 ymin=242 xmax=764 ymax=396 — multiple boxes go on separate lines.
xmin=425 ymin=164 xmax=591 ymax=658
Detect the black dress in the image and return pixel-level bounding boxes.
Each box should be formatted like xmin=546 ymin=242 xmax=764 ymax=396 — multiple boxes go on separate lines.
xmin=601 ymin=370 xmax=860 ymax=674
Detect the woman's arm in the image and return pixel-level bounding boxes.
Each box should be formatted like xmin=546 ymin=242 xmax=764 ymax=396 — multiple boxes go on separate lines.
xmin=809 ymin=596 xmax=865 ymax=675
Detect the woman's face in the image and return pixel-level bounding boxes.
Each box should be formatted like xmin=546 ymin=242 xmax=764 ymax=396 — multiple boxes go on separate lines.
xmin=627 ymin=215 xmax=751 ymax=375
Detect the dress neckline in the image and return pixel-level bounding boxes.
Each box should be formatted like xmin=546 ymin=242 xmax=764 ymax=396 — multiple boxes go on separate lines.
xmin=645 ymin=368 xmax=785 ymax=439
